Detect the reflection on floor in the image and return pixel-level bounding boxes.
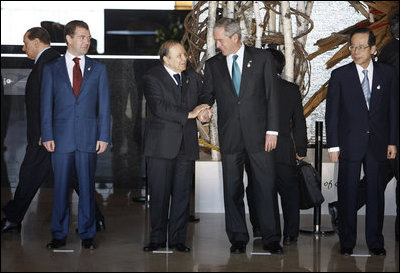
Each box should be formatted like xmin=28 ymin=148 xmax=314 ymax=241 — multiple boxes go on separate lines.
xmin=1 ymin=187 xmax=399 ymax=272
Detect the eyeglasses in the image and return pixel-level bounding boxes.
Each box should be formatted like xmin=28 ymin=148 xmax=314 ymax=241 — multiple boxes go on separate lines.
xmin=74 ymin=35 xmax=91 ymax=42
xmin=348 ymin=45 xmax=370 ymax=51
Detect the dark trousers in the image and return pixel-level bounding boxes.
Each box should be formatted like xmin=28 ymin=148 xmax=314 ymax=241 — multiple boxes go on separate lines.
xmin=2 ymin=144 xmax=104 ymax=224
xmin=356 ymin=156 xmax=399 ymax=238
xmin=247 ymin=162 xmax=299 ymax=239
xmin=146 ymin=154 xmax=194 ymax=245
xmin=222 ymin=150 xmax=280 ymax=245
xmin=338 ymin=147 xmax=386 ymax=249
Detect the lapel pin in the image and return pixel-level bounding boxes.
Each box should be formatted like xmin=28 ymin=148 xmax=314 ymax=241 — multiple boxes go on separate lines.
xmin=247 ymin=60 xmax=253 ymax=68
xmin=377 ymin=85 xmax=380 ymax=90
xmin=88 ymin=67 xmax=91 ymax=71
xmin=186 ymin=79 xmax=189 ymax=84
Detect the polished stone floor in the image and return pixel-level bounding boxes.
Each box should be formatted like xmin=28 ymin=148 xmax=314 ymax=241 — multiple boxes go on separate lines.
xmin=1 ymin=187 xmax=399 ymax=272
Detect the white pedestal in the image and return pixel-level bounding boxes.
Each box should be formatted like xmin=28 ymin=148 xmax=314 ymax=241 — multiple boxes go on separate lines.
xmin=195 ymin=160 xmax=397 ymax=215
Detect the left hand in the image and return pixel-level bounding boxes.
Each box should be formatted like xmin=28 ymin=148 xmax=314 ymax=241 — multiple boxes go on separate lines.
xmin=96 ymin=141 xmax=109 ymax=154
xmin=296 ymin=154 xmax=305 ymax=161
xmin=265 ymin=134 xmax=277 ymax=152
xmin=387 ymin=145 xmax=397 ymax=159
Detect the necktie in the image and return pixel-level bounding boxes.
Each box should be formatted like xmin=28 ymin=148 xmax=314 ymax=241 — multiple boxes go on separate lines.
xmin=73 ymin=57 xmax=82 ymax=97
xmin=173 ymin=73 xmax=181 ymax=90
xmin=361 ymin=70 xmax=371 ymax=109
xmin=232 ymin=54 xmax=241 ymax=96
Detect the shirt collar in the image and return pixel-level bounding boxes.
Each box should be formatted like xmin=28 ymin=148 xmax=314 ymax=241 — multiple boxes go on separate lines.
xmin=65 ymin=50 xmax=85 ymax=63
xmin=163 ymin=65 xmax=181 ymax=78
xmin=355 ymin=59 xmax=373 ymax=74
xmin=228 ymin=42 xmax=245 ymax=59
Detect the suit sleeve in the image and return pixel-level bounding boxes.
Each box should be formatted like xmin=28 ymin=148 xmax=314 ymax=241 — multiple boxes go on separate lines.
xmin=40 ymin=64 xmax=54 ymax=143
xmin=325 ymin=70 xmax=340 ymax=148
xmin=264 ymin=52 xmax=279 ymax=132
xmin=143 ymin=74 xmax=188 ymax=126
xmin=199 ymin=62 xmax=216 ymax=106
xmin=97 ymin=64 xmax=111 ymax=143
xmin=388 ymin=67 xmax=399 ymax=146
xmin=30 ymin=62 xmax=44 ymax=144
xmin=292 ymin=86 xmax=308 ymax=157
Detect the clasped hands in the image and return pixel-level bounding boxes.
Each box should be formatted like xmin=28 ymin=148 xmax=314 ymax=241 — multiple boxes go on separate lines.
xmin=188 ymin=104 xmax=213 ymax=122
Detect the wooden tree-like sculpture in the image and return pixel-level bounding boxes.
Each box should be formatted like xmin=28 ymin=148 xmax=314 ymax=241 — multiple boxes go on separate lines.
xmin=181 ymin=1 xmax=398 ymax=158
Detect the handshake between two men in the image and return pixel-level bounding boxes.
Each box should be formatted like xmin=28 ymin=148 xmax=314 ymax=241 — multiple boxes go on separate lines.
xmin=188 ymin=104 xmax=213 ymax=123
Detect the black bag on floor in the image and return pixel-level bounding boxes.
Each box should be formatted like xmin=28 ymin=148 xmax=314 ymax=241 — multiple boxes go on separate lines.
xmin=297 ymin=160 xmax=325 ymax=209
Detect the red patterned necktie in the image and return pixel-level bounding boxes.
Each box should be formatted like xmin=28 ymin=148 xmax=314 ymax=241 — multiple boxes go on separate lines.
xmin=73 ymin=57 xmax=82 ymax=97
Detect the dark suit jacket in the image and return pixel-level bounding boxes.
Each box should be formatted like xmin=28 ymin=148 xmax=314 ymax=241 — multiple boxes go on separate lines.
xmin=41 ymin=56 xmax=111 ymax=153
xmin=201 ymin=46 xmax=279 ymax=154
xmin=326 ymin=61 xmax=398 ymax=161
xmin=143 ymin=64 xmax=202 ymax=160
xmin=275 ymin=78 xmax=307 ymax=165
xmin=378 ymin=38 xmax=399 ymax=75
xmin=25 ymin=47 xmax=60 ymax=145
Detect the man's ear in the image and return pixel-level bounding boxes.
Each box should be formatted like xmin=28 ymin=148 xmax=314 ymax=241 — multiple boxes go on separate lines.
xmin=66 ymin=35 xmax=72 ymax=46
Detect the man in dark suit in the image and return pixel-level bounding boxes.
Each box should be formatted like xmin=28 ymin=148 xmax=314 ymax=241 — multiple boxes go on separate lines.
xmin=326 ymin=27 xmax=398 ymax=256
xmin=41 ymin=21 xmax=110 ymax=250
xmin=328 ymin=11 xmax=399 ymax=241
xmin=201 ymin=18 xmax=282 ymax=254
xmin=1 ymin=27 xmax=105 ymax=234
xmin=142 ymin=40 xmax=209 ymax=252
xmin=246 ymin=48 xmax=308 ymax=246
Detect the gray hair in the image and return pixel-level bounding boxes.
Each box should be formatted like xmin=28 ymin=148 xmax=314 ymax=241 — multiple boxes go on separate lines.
xmin=215 ymin=18 xmax=241 ymax=40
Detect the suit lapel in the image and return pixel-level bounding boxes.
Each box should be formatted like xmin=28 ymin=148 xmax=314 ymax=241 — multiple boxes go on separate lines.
xmin=369 ymin=62 xmax=382 ymax=115
xmin=77 ymin=56 xmax=93 ymax=99
xmin=58 ymin=56 xmax=73 ymax=90
xmin=239 ymin=46 xmax=252 ymax=98
xmin=160 ymin=65 xmax=182 ymax=100
xmin=350 ymin=63 xmax=369 ymax=112
xmin=218 ymin=54 xmax=237 ymax=97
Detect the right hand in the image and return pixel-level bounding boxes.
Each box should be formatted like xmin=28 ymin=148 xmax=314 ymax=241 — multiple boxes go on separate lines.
xmin=328 ymin=151 xmax=340 ymax=163
xmin=43 ymin=140 xmax=55 ymax=152
xmin=198 ymin=108 xmax=213 ymax=123
xmin=188 ymin=104 xmax=210 ymax=119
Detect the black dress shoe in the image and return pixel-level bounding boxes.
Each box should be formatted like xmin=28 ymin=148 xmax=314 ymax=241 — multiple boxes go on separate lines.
xmin=263 ymin=241 xmax=283 ymax=254
xmin=283 ymin=236 xmax=297 ymax=246
xmin=143 ymin=242 xmax=166 ymax=252
xmin=328 ymin=202 xmax=339 ymax=234
xmin=1 ymin=218 xmax=21 ymax=233
xmin=230 ymin=242 xmax=246 ymax=254
xmin=340 ymin=247 xmax=353 ymax=256
xmin=369 ymin=248 xmax=386 ymax=256
xmin=82 ymin=238 xmax=96 ymax=250
xmin=96 ymin=219 xmax=106 ymax=232
xmin=46 ymin=238 xmax=66 ymax=249
xmin=169 ymin=243 xmax=191 ymax=252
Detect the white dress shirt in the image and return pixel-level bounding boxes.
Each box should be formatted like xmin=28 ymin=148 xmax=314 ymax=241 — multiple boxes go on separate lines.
xmin=328 ymin=60 xmax=374 ymax=153
xmin=65 ymin=51 xmax=85 ymax=87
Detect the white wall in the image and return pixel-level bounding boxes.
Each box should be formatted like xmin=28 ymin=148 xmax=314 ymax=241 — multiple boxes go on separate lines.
xmin=1 ymin=1 xmax=175 ymax=53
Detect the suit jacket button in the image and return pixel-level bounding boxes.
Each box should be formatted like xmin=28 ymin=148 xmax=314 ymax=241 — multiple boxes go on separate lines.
xmin=238 ymin=101 xmax=240 ymax=105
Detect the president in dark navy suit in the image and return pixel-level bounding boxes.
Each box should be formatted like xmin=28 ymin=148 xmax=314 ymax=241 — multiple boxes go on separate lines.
xmin=41 ymin=21 xmax=110 ymax=250
xmin=326 ymin=28 xmax=398 ymax=256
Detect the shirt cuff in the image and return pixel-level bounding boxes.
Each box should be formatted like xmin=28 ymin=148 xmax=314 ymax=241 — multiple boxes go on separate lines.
xmin=328 ymin=147 xmax=340 ymax=152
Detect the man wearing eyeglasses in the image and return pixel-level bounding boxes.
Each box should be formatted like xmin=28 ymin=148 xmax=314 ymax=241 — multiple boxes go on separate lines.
xmin=326 ymin=27 xmax=398 ymax=256
xmin=41 ymin=20 xmax=110 ymax=250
